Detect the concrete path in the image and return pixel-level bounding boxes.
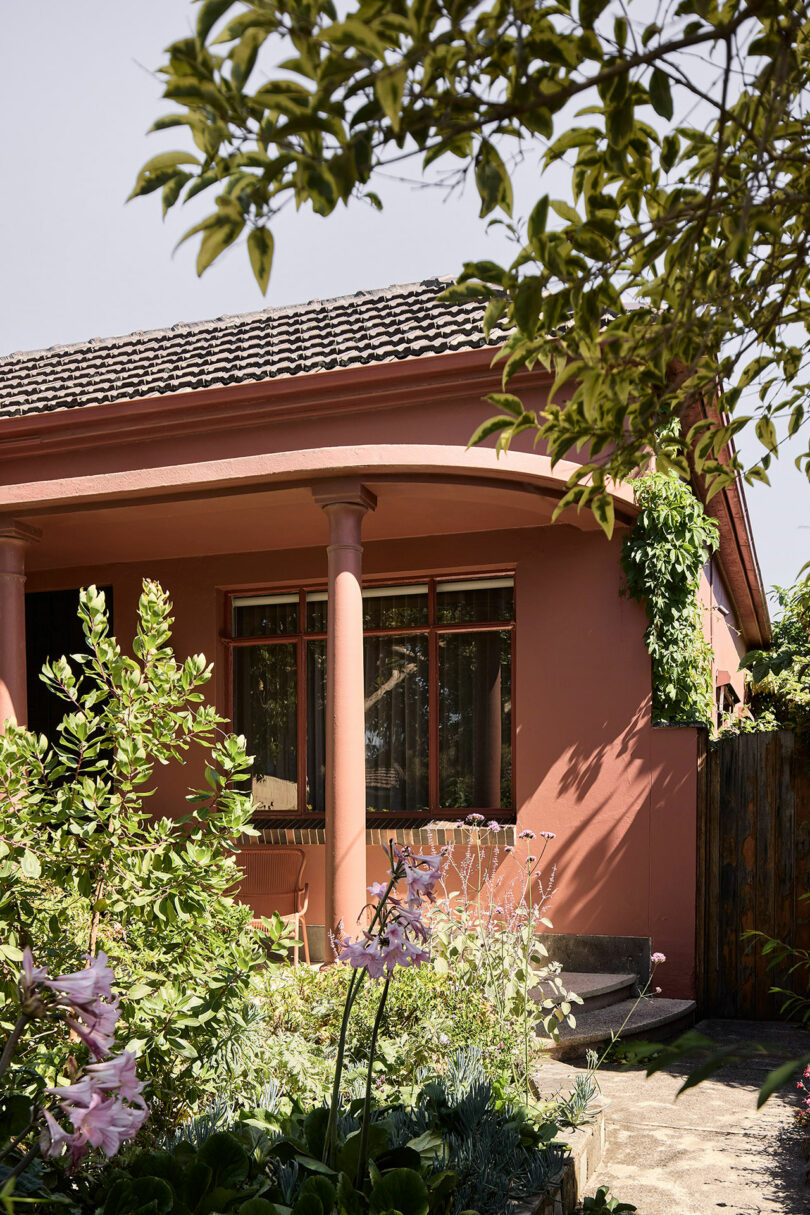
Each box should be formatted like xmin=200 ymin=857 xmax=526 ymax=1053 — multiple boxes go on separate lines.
xmin=539 ymin=1019 xmax=810 ymax=1215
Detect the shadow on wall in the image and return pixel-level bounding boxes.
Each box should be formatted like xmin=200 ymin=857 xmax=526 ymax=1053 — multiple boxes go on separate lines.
xmin=532 ymin=705 xmax=696 ymax=940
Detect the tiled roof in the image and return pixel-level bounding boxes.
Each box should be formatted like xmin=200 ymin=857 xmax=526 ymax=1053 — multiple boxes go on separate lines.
xmin=0 ymin=277 xmax=497 ymax=420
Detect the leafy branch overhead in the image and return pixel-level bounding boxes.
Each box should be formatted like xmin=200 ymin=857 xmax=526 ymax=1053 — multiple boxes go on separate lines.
xmin=133 ymin=0 xmax=810 ymax=531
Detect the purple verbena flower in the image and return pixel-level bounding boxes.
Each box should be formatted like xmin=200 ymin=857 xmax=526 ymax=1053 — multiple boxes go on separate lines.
xmin=539 ymin=831 xmax=556 ymax=840
xmin=487 ymin=821 xmax=501 ymax=832
xmin=518 ymin=829 xmax=536 ymax=840
xmin=651 ymin=952 xmax=666 ymax=965
xmin=466 ymin=813 xmax=485 ymax=824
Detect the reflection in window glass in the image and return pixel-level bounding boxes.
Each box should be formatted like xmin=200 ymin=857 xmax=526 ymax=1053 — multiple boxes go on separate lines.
xmin=233 ymin=645 xmax=298 ymax=810
xmin=305 ymin=592 xmax=328 ymax=634
xmin=306 ymin=640 xmax=327 ymax=812
xmin=364 ymin=635 xmax=429 ymax=813
xmin=362 ymin=585 xmax=429 ymax=630
xmin=233 ymin=595 xmax=299 ymax=637
xmin=436 ymin=578 xmax=514 ymax=624
xmin=438 ymin=630 xmax=511 ymax=809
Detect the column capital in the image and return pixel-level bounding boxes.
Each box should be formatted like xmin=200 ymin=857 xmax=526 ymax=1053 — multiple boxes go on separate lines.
xmin=312 ymin=479 xmax=377 ymax=513
xmin=0 ymin=519 xmax=41 ymax=545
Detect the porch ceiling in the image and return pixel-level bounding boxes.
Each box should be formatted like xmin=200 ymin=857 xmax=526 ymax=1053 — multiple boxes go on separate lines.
xmin=22 ymin=477 xmax=568 ymax=572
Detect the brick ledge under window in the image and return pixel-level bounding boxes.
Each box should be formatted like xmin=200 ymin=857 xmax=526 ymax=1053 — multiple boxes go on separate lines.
xmin=241 ymin=819 xmax=517 ymax=848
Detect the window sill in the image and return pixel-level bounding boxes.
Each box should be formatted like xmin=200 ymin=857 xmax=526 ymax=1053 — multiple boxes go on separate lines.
xmin=244 ymin=816 xmax=517 ymax=848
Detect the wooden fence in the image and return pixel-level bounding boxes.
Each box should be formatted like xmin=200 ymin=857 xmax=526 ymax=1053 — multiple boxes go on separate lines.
xmin=696 ymin=730 xmax=810 ymax=1019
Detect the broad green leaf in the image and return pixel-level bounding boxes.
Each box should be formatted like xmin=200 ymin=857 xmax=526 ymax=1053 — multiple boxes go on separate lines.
xmin=375 ymin=67 xmax=407 ymax=130
xmin=197 ymin=0 xmax=238 ymax=44
xmin=649 ymin=68 xmax=673 ymax=120
xmin=550 ymin=199 xmax=580 ymax=225
xmin=247 ymin=226 xmax=274 ymax=293
xmin=466 ymin=416 xmax=514 ymax=448
xmin=475 ymin=140 xmax=513 ymax=218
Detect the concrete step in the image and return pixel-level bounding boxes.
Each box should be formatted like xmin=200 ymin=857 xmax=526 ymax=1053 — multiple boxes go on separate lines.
xmin=532 ymin=971 xmax=638 ymax=1014
xmin=538 ymin=996 xmax=697 ymax=1061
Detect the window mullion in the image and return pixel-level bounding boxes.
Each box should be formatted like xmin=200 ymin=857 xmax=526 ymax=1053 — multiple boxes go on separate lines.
xmin=428 ymin=580 xmax=439 ymax=814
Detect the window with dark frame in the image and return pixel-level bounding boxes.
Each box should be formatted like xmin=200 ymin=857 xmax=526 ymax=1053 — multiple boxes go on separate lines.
xmin=229 ymin=575 xmax=514 ymax=821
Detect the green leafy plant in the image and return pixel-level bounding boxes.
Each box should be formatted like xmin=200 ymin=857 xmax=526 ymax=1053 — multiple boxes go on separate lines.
xmin=133 ymin=0 xmax=810 ymax=531
xmin=427 ymin=821 xmax=580 ymax=1104
xmin=738 ymin=571 xmax=810 ymax=735
xmin=582 ymin=1186 xmax=637 ymax=1214
xmin=620 ymin=473 xmax=718 ymax=724
xmin=0 ymin=581 xmax=277 ymax=1132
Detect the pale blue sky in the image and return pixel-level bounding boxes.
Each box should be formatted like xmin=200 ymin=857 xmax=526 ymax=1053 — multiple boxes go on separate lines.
xmin=1 ymin=2 xmax=807 ymax=598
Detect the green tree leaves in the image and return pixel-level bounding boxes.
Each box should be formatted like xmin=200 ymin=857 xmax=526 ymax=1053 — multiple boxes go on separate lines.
xmin=132 ymin=0 xmax=810 ymax=518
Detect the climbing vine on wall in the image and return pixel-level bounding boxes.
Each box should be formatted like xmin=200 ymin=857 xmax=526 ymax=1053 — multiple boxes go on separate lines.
xmin=621 ymin=474 xmax=719 ymax=725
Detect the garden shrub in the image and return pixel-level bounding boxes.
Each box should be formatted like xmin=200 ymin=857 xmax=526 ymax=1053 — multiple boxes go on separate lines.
xmin=736 ymin=570 xmax=810 ymax=735
xmin=0 ymin=581 xmax=275 ymax=1132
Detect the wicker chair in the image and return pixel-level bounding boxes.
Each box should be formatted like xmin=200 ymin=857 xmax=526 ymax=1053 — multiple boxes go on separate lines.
xmin=236 ymin=846 xmax=310 ymax=965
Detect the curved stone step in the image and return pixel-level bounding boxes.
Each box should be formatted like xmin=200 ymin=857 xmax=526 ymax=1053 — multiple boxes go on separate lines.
xmin=532 ymin=971 xmax=638 ymax=1013
xmin=538 ymin=996 xmax=696 ymax=1060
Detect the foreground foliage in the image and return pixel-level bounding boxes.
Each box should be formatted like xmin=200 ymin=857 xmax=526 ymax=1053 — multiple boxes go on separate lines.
xmin=620 ymin=473 xmax=718 ymax=724
xmin=95 ymin=1060 xmax=568 ymax=1215
xmin=0 ymin=582 xmax=269 ymax=1133
xmin=135 ymin=0 xmax=810 ymax=531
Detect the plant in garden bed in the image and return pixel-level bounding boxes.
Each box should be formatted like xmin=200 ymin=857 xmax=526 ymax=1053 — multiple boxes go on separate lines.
xmin=84 ymin=842 xmax=573 ymax=1215
xmin=0 ymin=581 xmax=282 ymax=1133
xmin=93 ymin=1056 xmax=568 ymax=1215
xmin=427 ymin=819 xmax=580 ymax=1102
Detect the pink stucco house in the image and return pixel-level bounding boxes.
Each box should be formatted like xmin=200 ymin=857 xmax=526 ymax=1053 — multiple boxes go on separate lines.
xmin=0 ymin=278 xmax=770 ymax=996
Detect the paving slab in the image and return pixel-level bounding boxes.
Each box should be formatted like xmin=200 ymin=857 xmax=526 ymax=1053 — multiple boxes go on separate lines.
xmin=536 ymin=1018 xmax=810 ymax=1214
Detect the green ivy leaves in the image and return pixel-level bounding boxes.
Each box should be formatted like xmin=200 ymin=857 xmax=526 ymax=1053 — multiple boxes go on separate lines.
xmin=620 ymin=474 xmax=719 ymax=724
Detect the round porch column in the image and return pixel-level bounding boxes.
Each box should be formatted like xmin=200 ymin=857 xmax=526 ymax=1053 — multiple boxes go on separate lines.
xmin=314 ymin=481 xmax=377 ymax=954
xmin=0 ymin=520 xmax=41 ymax=731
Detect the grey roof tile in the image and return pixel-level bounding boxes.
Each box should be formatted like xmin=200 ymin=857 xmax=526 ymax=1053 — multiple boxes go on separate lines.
xmin=0 ymin=277 xmax=499 ymax=420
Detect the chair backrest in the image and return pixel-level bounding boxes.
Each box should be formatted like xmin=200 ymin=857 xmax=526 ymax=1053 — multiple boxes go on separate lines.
xmin=235 ymin=847 xmax=306 ymax=918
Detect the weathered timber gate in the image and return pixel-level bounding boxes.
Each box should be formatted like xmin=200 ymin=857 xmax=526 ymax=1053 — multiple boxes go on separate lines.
xmin=696 ymin=730 xmax=810 ymax=1018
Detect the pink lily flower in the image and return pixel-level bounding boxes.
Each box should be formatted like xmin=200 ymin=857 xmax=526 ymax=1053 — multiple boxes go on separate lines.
xmin=337 ymin=934 xmax=386 ymax=979
xmin=380 ymin=923 xmax=429 ymax=971
xmin=85 ymin=1051 xmax=145 ymax=1105
xmin=40 ymin=1109 xmax=74 ymax=1160
xmin=45 ymin=952 xmax=114 ymax=1004
xmin=367 ymin=881 xmax=389 ymax=900
xmin=66 ymin=995 xmax=120 ymax=1059
xmin=21 ymin=947 xmax=49 ymax=994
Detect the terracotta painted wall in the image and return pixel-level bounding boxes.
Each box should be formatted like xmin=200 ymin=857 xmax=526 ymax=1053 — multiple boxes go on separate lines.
xmin=700 ymin=559 xmax=749 ymax=714
xmin=26 ymin=517 xmax=699 ymax=998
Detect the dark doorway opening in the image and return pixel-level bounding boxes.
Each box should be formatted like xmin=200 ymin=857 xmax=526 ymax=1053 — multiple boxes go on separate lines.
xmin=25 ymin=587 xmax=114 ymax=739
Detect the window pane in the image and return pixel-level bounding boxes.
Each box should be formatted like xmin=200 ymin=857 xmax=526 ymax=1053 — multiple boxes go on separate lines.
xmin=233 ymin=644 xmax=298 ymax=810
xmin=363 ymin=585 xmax=429 ymax=630
xmin=306 ymin=640 xmax=327 ymax=813
xmin=305 ymin=591 xmax=328 ymax=634
xmin=364 ymin=635 xmax=429 ymax=813
xmin=233 ymin=594 xmax=299 ymax=637
xmin=439 ymin=630 xmax=511 ymax=810
xmin=436 ymin=578 xmax=513 ymax=624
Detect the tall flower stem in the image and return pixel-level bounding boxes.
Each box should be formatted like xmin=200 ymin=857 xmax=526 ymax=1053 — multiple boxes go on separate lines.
xmin=0 ymin=1013 xmax=29 ymax=1080
xmin=323 ymin=966 xmax=366 ymax=1167
xmin=355 ymin=975 xmax=391 ymax=1187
